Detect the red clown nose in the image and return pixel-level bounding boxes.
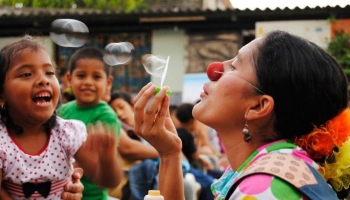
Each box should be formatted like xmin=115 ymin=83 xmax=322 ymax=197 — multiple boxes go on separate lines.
xmin=206 ymin=62 xmax=224 ymax=81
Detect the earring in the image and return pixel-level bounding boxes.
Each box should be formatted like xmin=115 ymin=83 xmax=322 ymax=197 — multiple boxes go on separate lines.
xmin=243 ymin=122 xmax=252 ymax=142
xmin=0 ymin=103 xmax=5 ymax=114
xmin=0 ymin=103 xmax=7 ymax=122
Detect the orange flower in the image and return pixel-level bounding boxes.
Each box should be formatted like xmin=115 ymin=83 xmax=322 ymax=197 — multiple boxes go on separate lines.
xmin=295 ymin=109 xmax=350 ymax=161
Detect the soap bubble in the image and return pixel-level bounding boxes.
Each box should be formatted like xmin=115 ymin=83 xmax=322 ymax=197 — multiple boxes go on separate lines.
xmin=141 ymin=54 xmax=168 ymax=78
xmin=50 ymin=19 xmax=89 ymax=47
xmin=103 ymin=42 xmax=134 ymax=66
xmin=141 ymin=54 xmax=170 ymax=87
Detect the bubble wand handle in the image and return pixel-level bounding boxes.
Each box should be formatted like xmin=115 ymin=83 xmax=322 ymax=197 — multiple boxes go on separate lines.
xmin=160 ymin=56 xmax=169 ymax=87
xmin=155 ymin=56 xmax=171 ymax=95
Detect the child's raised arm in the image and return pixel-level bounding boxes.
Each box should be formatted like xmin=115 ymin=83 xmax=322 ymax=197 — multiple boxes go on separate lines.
xmin=74 ymin=122 xmax=123 ymax=188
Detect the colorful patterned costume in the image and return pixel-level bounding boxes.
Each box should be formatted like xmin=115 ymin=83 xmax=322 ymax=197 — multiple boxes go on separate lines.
xmin=211 ymin=140 xmax=338 ymax=200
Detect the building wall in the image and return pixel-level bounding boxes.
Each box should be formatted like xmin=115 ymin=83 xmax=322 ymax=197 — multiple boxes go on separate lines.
xmin=256 ymin=20 xmax=331 ymax=49
xmin=56 ymin=32 xmax=152 ymax=93
xmin=151 ymin=29 xmax=186 ymax=105
xmin=151 ymin=29 xmax=240 ymax=104
xmin=331 ymin=19 xmax=350 ymax=38
xmin=0 ymin=30 xmax=239 ymax=106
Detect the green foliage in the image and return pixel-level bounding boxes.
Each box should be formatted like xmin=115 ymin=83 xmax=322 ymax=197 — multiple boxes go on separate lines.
xmin=81 ymin=0 xmax=146 ymax=11
xmin=327 ymin=34 xmax=350 ymax=77
xmin=0 ymin=0 xmax=149 ymax=11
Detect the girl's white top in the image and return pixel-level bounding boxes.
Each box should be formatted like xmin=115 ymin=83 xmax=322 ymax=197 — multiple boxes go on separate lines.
xmin=0 ymin=117 xmax=87 ymax=200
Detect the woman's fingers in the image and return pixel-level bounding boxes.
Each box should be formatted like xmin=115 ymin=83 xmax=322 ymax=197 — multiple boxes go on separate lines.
xmin=140 ymin=87 xmax=169 ymax=136
xmin=133 ymin=82 xmax=153 ymax=103
xmin=134 ymin=84 xmax=157 ymax=134
xmin=153 ymin=89 xmax=170 ymax=131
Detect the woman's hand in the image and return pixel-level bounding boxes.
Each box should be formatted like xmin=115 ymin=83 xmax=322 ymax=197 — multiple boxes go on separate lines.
xmin=133 ymin=83 xmax=182 ymax=158
xmin=61 ymin=168 xmax=84 ymax=200
xmin=134 ymin=83 xmax=185 ymax=199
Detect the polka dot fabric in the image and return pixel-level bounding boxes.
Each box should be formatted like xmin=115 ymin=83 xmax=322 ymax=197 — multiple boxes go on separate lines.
xmin=0 ymin=117 xmax=87 ymax=199
xmin=211 ymin=140 xmax=317 ymax=200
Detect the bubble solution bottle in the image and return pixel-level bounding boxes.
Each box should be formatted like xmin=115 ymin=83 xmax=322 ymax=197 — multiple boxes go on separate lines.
xmin=144 ymin=190 xmax=164 ymax=200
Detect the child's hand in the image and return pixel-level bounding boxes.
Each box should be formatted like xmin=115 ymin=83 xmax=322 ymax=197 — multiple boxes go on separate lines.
xmin=85 ymin=122 xmax=118 ymax=161
xmin=75 ymin=123 xmax=123 ymax=188
xmin=61 ymin=168 xmax=84 ymax=200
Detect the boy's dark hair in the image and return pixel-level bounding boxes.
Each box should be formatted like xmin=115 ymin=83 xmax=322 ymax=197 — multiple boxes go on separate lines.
xmin=176 ymin=103 xmax=194 ymax=124
xmin=255 ymin=30 xmax=348 ymax=140
xmin=0 ymin=35 xmax=57 ymax=134
xmin=68 ymin=47 xmax=111 ymax=76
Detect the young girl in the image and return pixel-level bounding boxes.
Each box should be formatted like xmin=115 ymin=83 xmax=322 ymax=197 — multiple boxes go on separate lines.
xmin=109 ymin=91 xmax=141 ymax=141
xmin=0 ymin=36 xmax=123 ymax=199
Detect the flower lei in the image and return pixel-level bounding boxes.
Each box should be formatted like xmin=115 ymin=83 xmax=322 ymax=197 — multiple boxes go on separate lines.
xmin=295 ymin=108 xmax=350 ymax=192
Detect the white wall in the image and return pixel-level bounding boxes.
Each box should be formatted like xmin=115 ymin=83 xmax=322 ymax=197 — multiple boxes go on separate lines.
xmin=151 ymin=29 xmax=186 ymax=93
xmin=256 ymin=20 xmax=331 ymax=49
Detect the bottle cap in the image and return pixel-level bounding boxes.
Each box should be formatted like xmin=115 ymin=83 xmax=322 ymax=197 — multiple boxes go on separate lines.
xmin=148 ymin=190 xmax=161 ymax=196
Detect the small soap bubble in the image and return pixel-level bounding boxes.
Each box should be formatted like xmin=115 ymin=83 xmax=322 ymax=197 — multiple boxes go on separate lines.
xmin=142 ymin=54 xmax=171 ymax=91
xmin=50 ymin=19 xmax=89 ymax=47
xmin=103 ymin=42 xmax=134 ymax=66
xmin=141 ymin=54 xmax=168 ymax=78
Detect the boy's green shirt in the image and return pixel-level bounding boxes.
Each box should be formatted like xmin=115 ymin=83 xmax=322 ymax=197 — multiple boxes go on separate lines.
xmin=57 ymin=100 xmax=121 ymax=200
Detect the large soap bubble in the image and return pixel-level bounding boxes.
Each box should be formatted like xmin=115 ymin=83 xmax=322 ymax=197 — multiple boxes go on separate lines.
xmin=141 ymin=54 xmax=169 ymax=87
xmin=50 ymin=19 xmax=89 ymax=48
xmin=103 ymin=42 xmax=134 ymax=66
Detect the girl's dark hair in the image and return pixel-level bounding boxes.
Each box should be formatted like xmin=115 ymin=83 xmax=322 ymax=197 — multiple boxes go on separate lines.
xmin=0 ymin=35 xmax=57 ymax=134
xmin=169 ymin=105 xmax=178 ymax=114
xmin=68 ymin=47 xmax=111 ymax=76
xmin=108 ymin=91 xmax=140 ymax=140
xmin=255 ymin=30 xmax=348 ymax=139
xmin=109 ymin=91 xmax=133 ymax=106
xmin=176 ymin=103 xmax=194 ymax=124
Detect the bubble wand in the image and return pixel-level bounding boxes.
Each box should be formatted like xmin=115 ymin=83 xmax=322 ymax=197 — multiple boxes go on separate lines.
xmin=141 ymin=54 xmax=172 ymax=95
xmin=154 ymin=56 xmax=171 ymax=95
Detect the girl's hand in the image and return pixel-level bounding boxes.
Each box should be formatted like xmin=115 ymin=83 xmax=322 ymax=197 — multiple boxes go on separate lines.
xmin=61 ymin=168 xmax=84 ymax=200
xmin=133 ymin=83 xmax=182 ymax=158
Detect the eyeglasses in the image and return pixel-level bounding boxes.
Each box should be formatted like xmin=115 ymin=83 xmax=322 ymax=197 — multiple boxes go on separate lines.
xmin=214 ymin=71 xmax=265 ymax=94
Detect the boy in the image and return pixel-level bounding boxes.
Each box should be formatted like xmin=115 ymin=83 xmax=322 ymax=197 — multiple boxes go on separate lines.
xmin=57 ymin=47 xmax=123 ymax=200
